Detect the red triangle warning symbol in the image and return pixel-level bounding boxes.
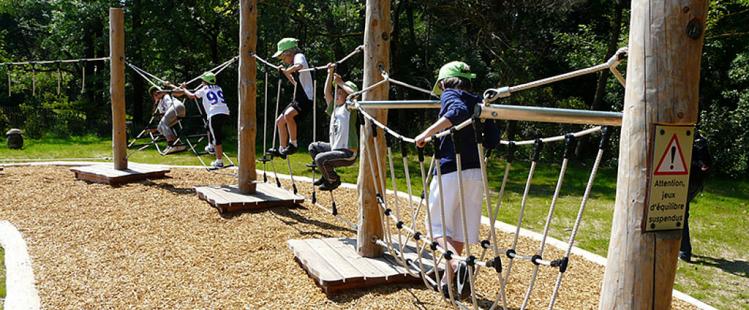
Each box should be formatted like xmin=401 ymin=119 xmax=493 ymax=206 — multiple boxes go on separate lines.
xmin=654 ymin=134 xmax=689 ymax=175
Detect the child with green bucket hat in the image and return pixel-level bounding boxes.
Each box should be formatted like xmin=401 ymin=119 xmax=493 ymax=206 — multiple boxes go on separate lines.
xmin=181 ymin=71 xmax=230 ymax=168
xmin=266 ymin=37 xmax=314 ymax=158
xmin=415 ymin=61 xmax=500 ymax=300
xmin=307 ymin=63 xmax=360 ymax=191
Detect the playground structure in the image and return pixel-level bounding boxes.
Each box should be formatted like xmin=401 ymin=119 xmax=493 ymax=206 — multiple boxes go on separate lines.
xmin=2 ymin=0 xmax=710 ymax=308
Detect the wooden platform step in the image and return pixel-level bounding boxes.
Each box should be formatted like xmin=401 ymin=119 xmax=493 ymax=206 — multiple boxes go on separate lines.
xmin=196 ymin=183 xmax=304 ymax=214
xmin=288 ymin=237 xmax=441 ymax=296
xmin=71 ymin=163 xmax=170 ymax=186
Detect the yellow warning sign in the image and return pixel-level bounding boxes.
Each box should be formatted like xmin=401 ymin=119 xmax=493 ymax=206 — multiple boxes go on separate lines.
xmin=644 ymin=124 xmax=695 ymax=232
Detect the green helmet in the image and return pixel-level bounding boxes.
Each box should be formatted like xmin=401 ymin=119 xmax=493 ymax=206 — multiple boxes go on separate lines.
xmin=201 ymin=71 xmax=216 ymax=84
xmin=272 ymin=38 xmax=299 ymax=58
xmin=148 ymin=85 xmax=162 ymax=96
xmin=432 ymin=61 xmax=476 ymax=96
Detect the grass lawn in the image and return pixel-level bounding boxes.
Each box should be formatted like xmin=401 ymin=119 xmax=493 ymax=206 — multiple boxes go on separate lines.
xmin=0 ymin=136 xmax=747 ymax=309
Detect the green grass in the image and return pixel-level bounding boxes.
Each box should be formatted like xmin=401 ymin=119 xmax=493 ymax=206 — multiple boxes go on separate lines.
xmin=0 ymin=136 xmax=747 ymax=309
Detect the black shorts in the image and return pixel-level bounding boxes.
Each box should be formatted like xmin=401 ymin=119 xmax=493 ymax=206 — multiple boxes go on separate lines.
xmin=208 ymin=113 xmax=230 ymax=145
xmin=285 ymin=97 xmax=313 ymax=123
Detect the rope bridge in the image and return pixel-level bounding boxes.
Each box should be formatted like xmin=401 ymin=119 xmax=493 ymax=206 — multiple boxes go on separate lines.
xmin=266 ymin=47 xmax=626 ymax=309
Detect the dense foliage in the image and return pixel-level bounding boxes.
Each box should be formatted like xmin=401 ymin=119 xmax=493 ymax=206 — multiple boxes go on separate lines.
xmin=0 ymin=0 xmax=747 ymax=176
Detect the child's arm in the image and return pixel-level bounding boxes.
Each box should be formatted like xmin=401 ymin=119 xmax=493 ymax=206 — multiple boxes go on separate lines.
xmin=324 ymin=63 xmax=335 ymax=107
xmin=179 ymin=83 xmax=199 ymax=100
xmin=415 ymin=117 xmax=453 ymax=148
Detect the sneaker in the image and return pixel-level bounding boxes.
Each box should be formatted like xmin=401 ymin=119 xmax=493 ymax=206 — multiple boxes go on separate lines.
xmin=313 ymin=176 xmax=326 ymax=186
xmin=204 ymin=144 xmax=215 ymax=155
xmin=281 ymin=143 xmax=298 ymax=156
xmin=455 ymin=261 xmax=471 ymax=299
xmin=266 ymin=148 xmax=285 ymax=159
xmin=678 ymin=251 xmax=692 ymax=263
xmin=319 ymin=179 xmax=341 ymax=191
xmin=211 ymin=159 xmax=224 ymax=168
xmin=162 ymin=144 xmax=187 ymax=155
xmin=441 ymin=283 xmax=452 ymax=300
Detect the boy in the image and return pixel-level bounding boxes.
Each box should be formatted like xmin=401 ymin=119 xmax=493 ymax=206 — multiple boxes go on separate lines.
xmin=308 ymin=63 xmax=359 ymax=191
xmin=181 ymin=72 xmax=230 ymax=168
xmin=149 ymin=84 xmax=187 ymax=154
xmin=267 ymin=38 xmax=314 ymax=158
xmin=415 ymin=61 xmax=499 ymax=299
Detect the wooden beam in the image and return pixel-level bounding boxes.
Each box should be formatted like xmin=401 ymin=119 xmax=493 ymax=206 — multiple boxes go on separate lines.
xmin=356 ymin=0 xmax=390 ymax=258
xmin=109 ymin=8 xmax=126 ymax=170
xmin=237 ymin=0 xmax=258 ymax=194
xmin=599 ymin=0 xmax=709 ymax=308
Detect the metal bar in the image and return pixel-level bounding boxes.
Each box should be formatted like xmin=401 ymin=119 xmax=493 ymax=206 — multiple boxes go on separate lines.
xmin=355 ymin=99 xmax=440 ymax=109
xmin=479 ymin=104 xmax=622 ymax=126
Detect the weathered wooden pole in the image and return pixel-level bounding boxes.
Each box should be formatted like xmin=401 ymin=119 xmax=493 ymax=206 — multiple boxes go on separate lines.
xmin=599 ymin=0 xmax=709 ymax=308
xmin=357 ymin=0 xmax=390 ymax=257
xmin=110 ymin=8 xmax=127 ymax=170
xmin=237 ymin=0 xmax=258 ymax=194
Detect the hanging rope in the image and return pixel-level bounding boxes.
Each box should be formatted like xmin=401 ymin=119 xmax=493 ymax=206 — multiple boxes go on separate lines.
xmin=483 ymin=47 xmax=627 ymax=103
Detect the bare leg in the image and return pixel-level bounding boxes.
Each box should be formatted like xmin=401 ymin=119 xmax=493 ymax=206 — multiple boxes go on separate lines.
xmin=215 ymin=144 xmax=223 ymax=160
xmin=284 ymin=108 xmax=299 ymax=145
xmin=436 ymin=236 xmax=465 ymax=284
xmin=276 ymin=114 xmax=288 ymax=149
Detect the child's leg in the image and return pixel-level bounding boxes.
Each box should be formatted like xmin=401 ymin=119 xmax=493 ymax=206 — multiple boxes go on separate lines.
xmin=275 ymin=113 xmax=289 ymax=149
xmin=215 ymin=144 xmax=223 ymax=160
xmin=209 ymin=114 xmax=229 ymax=161
xmin=283 ymin=108 xmax=299 ymax=146
xmin=317 ymin=149 xmax=356 ymax=182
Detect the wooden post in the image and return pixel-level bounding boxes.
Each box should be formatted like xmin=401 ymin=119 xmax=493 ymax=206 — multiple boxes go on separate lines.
xmin=110 ymin=8 xmax=127 ymax=170
xmin=356 ymin=0 xmax=390 ymax=257
xmin=599 ymin=0 xmax=708 ymax=308
xmin=237 ymin=0 xmax=258 ymax=194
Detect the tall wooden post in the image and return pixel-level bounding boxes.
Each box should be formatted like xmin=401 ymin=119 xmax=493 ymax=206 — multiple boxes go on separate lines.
xmin=238 ymin=0 xmax=258 ymax=194
xmin=356 ymin=0 xmax=390 ymax=257
xmin=110 ymin=8 xmax=127 ymax=170
xmin=599 ymin=0 xmax=708 ymax=308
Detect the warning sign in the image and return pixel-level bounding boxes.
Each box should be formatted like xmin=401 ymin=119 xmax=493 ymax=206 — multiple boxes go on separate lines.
xmin=644 ymin=125 xmax=695 ymax=232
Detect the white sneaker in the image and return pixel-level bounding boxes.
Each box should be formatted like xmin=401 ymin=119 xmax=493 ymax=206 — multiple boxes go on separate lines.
xmin=211 ymin=159 xmax=224 ymax=168
xmin=204 ymin=144 xmax=215 ymax=155
xmin=162 ymin=144 xmax=187 ymax=155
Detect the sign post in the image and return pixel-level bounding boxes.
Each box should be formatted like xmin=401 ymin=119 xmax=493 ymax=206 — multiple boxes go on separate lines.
xmin=644 ymin=125 xmax=695 ymax=231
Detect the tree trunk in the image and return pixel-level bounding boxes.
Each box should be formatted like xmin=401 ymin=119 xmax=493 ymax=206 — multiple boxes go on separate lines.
xmin=357 ymin=0 xmax=391 ymax=258
xmin=599 ymin=0 xmax=708 ymax=307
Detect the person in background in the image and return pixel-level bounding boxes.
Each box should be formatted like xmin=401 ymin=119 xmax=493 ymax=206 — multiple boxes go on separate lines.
xmin=680 ymin=130 xmax=713 ymax=262
xmin=181 ymin=72 xmax=230 ymax=169
xmin=150 ymin=84 xmax=186 ymax=155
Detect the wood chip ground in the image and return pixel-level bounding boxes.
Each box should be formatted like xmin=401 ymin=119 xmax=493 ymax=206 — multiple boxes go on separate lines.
xmin=0 ymin=166 xmax=696 ymax=309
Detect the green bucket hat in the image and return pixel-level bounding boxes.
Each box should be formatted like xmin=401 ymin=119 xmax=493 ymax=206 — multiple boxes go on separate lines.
xmin=432 ymin=61 xmax=476 ymax=96
xmin=148 ymin=85 xmax=162 ymax=96
xmin=343 ymin=81 xmax=359 ymax=94
xmin=201 ymin=71 xmax=216 ymax=84
xmin=272 ymin=38 xmax=299 ymax=58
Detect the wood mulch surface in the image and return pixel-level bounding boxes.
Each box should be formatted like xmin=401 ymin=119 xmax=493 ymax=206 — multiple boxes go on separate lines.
xmin=0 ymin=166 xmax=695 ymax=309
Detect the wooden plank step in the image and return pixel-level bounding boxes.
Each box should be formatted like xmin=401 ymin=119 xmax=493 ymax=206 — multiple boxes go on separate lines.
xmin=71 ymin=163 xmax=170 ymax=186
xmin=196 ymin=183 xmax=303 ymax=214
xmin=288 ymin=237 xmax=426 ymax=296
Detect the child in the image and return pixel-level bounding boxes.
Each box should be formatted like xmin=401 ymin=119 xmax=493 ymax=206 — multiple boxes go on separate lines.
xmin=267 ymin=37 xmax=314 ymax=158
xmin=308 ymin=63 xmax=359 ymax=191
xmin=414 ymin=61 xmax=499 ymax=299
xmin=181 ymin=72 xmax=230 ymax=168
xmin=149 ymin=84 xmax=187 ymax=154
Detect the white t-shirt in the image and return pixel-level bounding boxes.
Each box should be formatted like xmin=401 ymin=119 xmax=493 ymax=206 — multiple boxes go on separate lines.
xmin=294 ymin=53 xmax=313 ymax=100
xmin=329 ymin=104 xmax=351 ymax=150
xmin=195 ymin=84 xmax=230 ymax=118
xmin=157 ymin=94 xmax=181 ymax=114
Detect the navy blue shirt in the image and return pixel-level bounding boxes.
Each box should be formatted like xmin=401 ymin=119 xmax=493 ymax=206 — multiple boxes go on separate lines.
xmin=435 ymin=89 xmax=500 ymax=174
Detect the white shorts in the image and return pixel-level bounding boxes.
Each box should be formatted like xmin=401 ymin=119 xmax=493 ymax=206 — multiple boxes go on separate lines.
xmin=425 ymin=168 xmax=484 ymax=244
